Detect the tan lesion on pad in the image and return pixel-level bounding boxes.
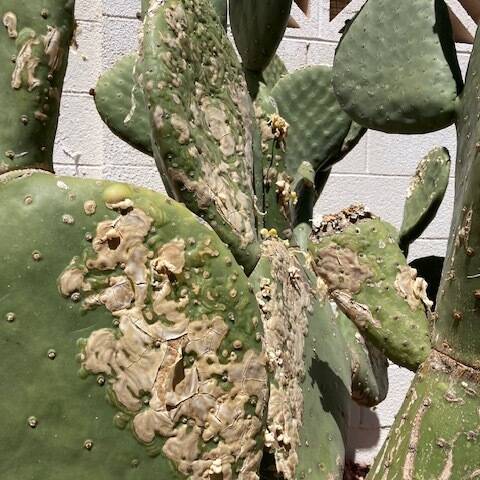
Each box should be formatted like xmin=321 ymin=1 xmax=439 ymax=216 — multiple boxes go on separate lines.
xmin=256 ymin=239 xmax=312 ymax=479
xmin=59 ymin=199 xmax=268 ymax=479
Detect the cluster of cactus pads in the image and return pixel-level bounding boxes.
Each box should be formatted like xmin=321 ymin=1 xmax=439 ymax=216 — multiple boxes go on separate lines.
xmin=1 ymin=0 xmax=479 ymax=478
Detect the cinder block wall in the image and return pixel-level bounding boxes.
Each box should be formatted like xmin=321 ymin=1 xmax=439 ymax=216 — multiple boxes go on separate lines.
xmin=56 ymin=0 xmax=473 ymax=464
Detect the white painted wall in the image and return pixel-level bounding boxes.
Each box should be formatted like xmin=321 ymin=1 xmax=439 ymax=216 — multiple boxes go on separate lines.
xmin=56 ymin=0 xmax=474 ymax=465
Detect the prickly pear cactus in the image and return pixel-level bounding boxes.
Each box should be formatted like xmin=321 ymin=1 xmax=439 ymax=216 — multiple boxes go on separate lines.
xmin=367 ymin=24 xmax=480 ymax=480
xmin=142 ymin=0 xmax=261 ymax=272
xmin=229 ymin=0 xmax=293 ymax=73
xmin=271 ymin=66 xmax=365 ymax=176
xmin=328 ymin=0 xmax=480 ymax=477
xmin=0 ymin=1 xmax=75 ymax=173
xmin=309 ymin=205 xmax=432 ymax=371
xmin=251 ymin=238 xmax=352 ymax=479
xmin=399 ymin=147 xmax=451 ymax=253
xmin=333 ymin=0 xmax=463 ymax=133
xmin=0 ymin=171 xmax=268 ymax=479
xmin=5 ymin=0 xmax=478 ymax=478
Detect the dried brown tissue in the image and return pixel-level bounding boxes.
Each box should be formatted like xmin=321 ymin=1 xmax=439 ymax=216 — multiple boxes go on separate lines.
xmin=59 ymin=200 xmax=268 ymax=479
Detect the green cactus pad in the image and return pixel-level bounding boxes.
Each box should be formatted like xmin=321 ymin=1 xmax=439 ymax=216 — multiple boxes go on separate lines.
xmin=230 ymin=0 xmax=293 ymax=72
xmin=290 ymin=161 xmax=315 ymax=228
xmin=368 ymin=351 xmax=480 ymax=480
xmin=142 ymin=0 xmax=260 ymax=273
xmin=332 ymin=0 xmax=463 ymax=134
xmin=94 ymin=53 xmax=152 ymax=156
xmin=254 ymin=88 xmax=292 ymax=237
xmin=337 ymin=309 xmax=389 ymax=407
xmin=0 ymin=171 xmax=267 ymax=480
xmin=271 ymin=66 xmax=364 ymax=177
xmin=211 ymin=0 xmax=227 ymax=29
xmin=0 ymin=1 xmax=75 ymax=173
xmin=435 ymin=30 xmax=480 ymax=368
xmin=309 ymin=205 xmax=432 ymax=371
xmin=251 ymin=239 xmax=351 ymax=480
xmin=400 ymin=147 xmax=451 ymax=252
xmin=262 ymin=55 xmax=288 ymax=91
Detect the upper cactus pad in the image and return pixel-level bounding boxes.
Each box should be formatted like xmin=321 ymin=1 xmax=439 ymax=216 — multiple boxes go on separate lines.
xmin=272 ymin=66 xmax=365 ymax=178
xmin=94 ymin=53 xmax=152 ymax=156
xmin=142 ymin=0 xmax=260 ymax=272
xmin=333 ymin=0 xmax=463 ymax=134
xmin=230 ymin=0 xmax=293 ymax=72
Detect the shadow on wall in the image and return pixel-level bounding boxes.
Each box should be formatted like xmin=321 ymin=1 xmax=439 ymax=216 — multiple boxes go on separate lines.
xmin=346 ymin=401 xmax=382 ymax=463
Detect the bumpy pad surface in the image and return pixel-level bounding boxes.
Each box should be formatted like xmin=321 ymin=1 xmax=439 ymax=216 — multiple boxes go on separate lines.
xmin=435 ymin=31 xmax=480 ymax=367
xmin=211 ymin=0 xmax=227 ymax=29
xmin=272 ymin=66 xmax=363 ymax=175
xmin=230 ymin=0 xmax=293 ymax=72
xmin=0 ymin=171 xmax=267 ymax=479
xmin=95 ymin=53 xmax=152 ymax=156
xmin=309 ymin=206 xmax=432 ymax=370
xmin=142 ymin=0 xmax=260 ymax=272
xmin=0 ymin=1 xmax=75 ymax=172
xmin=251 ymin=239 xmax=351 ymax=480
xmin=333 ymin=0 xmax=463 ymax=134
xmin=368 ymin=351 xmax=480 ymax=480
xmin=262 ymin=55 xmax=288 ymax=92
xmin=400 ymin=147 xmax=451 ymax=250
xmin=254 ymin=86 xmax=293 ymax=236
xmin=337 ymin=310 xmax=388 ymax=407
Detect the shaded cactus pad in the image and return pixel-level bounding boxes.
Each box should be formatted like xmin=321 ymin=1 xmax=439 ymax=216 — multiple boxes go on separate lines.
xmin=0 ymin=171 xmax=267 ymax=479
xmin=250 ymin=239 xmax=351 ymax=480
xmin=230 ymin=0 xmax=293 ymax=72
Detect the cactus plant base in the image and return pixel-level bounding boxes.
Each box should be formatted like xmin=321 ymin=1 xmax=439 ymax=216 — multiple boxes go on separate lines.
xmin=368 ymin=350 xmax=480 ymax=480
xmin=0 ymin=171 xmax=267 ymax=479
xmin=250 ymin=239 xmax=351 ymax=480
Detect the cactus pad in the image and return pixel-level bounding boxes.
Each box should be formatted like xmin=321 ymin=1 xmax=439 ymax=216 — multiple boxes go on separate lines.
xmin=368 ymin=351 xmax=480 ymax=480
xmin=337 ymin=309 xmax=389 ymax=407
xmin=399 ymin=147 xmax=451 ymax=252
xmin=251 ymin=239 xmax=351 ymax=480
xmin=0 ymin=1 xmax=75 ymax=172
xmin=0 ymin=171 xmax=267 ymax=479
xmin=142 ymin=0 xmax=260 ymax=272
xmin=94 ymin=53 xmax=152 ymax=156
xmin=262 ymin=55 xmax=288 ymax=92
xmin=309 ymin=205 xmax=432 ymax=370
xmin=435 ymin=30 xmax=480 ymax=368
xmin=230 ymin=0 xmax=293 ymax=72
xmin=332 ymin=0 xmax=463 ymax=134
xmin=271 ymin=66 xmax=364 ymax=177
